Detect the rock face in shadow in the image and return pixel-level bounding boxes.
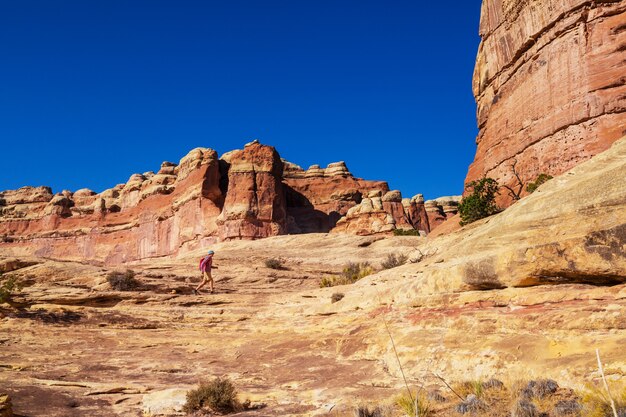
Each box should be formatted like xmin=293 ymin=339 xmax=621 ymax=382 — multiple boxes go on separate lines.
xmin=282 ymin=162 xmax=389 ymax=234
xmin=467 ymin=0 xmax=626 ymax=206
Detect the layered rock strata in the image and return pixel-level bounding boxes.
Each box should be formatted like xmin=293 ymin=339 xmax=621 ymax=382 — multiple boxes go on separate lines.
xmin=0 ymin=147 xmax=224 ymax=264
xmin=467 ymin=0 xmax=626 ymax=206
xmin=0 ymin=142 xmax=438 ymax=264
xmin=217 ymin=142 xmax=287 ymax=240
xmin=282 ymin=162 xmax=389 ymax=233
xmin=332 ymin=190 xmax=433 ymax=235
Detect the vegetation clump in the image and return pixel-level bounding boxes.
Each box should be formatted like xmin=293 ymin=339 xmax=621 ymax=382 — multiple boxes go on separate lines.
xmin=393 ymin=228 xmax=421 ymax=236
xmin=526 ymin=173 xmax=553 ymax=193
xmin=264 ymin=258 xmax=285 ymax=270
xmin=395 ymin=391 xmax=433 ymax=417
xmin=0 ymin=275 xmax=22 ymax=304
xmin=381 ymin=253 xmax=408 ymax=270
xmin=320 ymin=262 xmax=373 ymax=288
xmin=458 ymin=177 xmax=500 ymax=226
xmin=331 ymin=292 xmax=344 ymax=303
xmin=580 ymin=381 xmax=626 ymax=417
xmin=106 ymin=269 xmax=139 ymax=291
xmin=183 ymin=377 xmax=241 ymax=414
xmin=354 ymin=404 xmax=388 ymax=417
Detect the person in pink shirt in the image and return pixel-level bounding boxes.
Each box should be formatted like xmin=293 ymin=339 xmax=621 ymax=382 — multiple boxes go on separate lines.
xmin=195 ymin=250 xmax=217 ymax=294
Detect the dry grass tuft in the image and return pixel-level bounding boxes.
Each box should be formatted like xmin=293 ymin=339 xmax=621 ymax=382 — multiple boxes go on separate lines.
xmin=395 ymin=391 xmax=433 ymax=417
xmin=579 ymin=381 xmax=626 ymax=417
xmin=320 ymin=262 xmax=373 ymax=287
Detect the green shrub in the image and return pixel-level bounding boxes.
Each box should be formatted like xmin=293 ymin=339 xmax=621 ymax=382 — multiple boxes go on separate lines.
xmin=264 ymin=258 xmax=284 ymax=270
xmin=381 ymin=253 xmax=408 ymax=270
xmin=393 ymin=228 xmax=421 ymax=236
xmin=320 ymin=262 xmax=373 ymax=288
xmin=183 ymin=377 xmax=241 ymax=414
xmin=526 ymin=174 xmax=553 ymax=193
xmin=0 ymin=275 xmax=22 ymax=304
xmin=458 ymin=177 xmax=500 ymax=226
xmin=106 ymin=269 xmax=139 ymax=291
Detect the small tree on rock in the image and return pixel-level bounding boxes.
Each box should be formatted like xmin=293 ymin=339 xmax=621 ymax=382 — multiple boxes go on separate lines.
xmin=459 ymin=177 xmax=500 ymax=226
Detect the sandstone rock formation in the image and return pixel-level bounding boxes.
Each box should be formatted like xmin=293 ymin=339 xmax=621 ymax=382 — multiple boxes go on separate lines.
xmin=467 ymin=0 xmax=626 ymax=206
xmin=282 ymin=160 xmax=389 ymax=233
xmin=401 ymin=136 xmax=626 ymax=295
xmin=332 ymin=190 xmax=431 ymax=235
xmin=216 ymin=141 xmax=287 ymax=240
xmin=0 ymin=142 xmax=435 ymax=263
xmin=2 ymin=140 xmax=625 ymax=417
xmin=424 ymin=196 xmax=461 ymax=231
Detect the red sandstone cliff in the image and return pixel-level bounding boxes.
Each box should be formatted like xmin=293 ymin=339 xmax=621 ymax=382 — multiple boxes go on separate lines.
xmin=467 ymin=0 xmax=626 ymax=205
xmin=0 ymin=141 xmax=435 ymax=264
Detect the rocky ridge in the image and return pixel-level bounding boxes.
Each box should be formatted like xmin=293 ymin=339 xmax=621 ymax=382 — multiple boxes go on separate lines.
xmin=0 ymin=141 xmax=448 ymax=265
xmin=467 ymin=0 xmax=626 ymax=205
xmin=1 ymin=136 xmax=624 ymax=417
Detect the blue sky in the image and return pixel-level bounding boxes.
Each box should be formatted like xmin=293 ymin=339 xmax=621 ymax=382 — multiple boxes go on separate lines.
xmin=0 ymin=1 xmax=481 ymax=200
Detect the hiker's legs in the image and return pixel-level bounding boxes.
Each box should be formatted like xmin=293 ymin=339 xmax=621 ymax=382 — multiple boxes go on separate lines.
xmin=208 ymin=273 xmax=214 ymax=293
xmin=196 ymin=272 xmax=209 ymax=291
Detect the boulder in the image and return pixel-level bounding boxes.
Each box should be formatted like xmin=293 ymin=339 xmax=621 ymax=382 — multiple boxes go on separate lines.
xmin=141 ymin=388 xmax=187 ymax=416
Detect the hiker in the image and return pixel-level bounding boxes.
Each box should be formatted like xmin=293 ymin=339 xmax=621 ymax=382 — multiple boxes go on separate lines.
xmin=195 ymin=250 xmax=217 ymax=294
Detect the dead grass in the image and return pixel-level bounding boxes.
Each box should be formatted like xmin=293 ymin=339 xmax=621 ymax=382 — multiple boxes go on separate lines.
xmin=320 ymin=262 xmax=373 ymax=287
xmin=579 ymin=381 xmax=626 ymax=417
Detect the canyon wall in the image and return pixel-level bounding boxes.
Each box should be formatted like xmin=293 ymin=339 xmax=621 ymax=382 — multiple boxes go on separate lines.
xmin=0 ymin=141 xmax=438 ymax=264
xmin=467 ymin=0 xmax=626 ymax=205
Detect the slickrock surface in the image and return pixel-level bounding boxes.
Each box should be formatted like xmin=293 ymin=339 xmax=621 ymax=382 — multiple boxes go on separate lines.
xmin=0 ymin=142 xmax=442 ymax=264
xmin=2 ymin=138 xmax=624 ymax=417
xmin=467 ymin=0 xmax=626 ymax=205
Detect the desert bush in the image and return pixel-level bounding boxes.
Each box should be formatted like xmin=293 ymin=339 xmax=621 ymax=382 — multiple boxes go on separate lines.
xmin=393 ymin=228 xmax=421 ymax=236
xmin=395 ymin=391 xmax=432 ymax=417
xmin=511 ymin=399 xmax=539 ymax=417
xmin=320 ymin=262 xmax=373 ymax=288
xmin=264 ymin=258 xmax=284 ymax=270
xmin=526 ymin=174 xmax=553 ymax=193
xmin=521 ymin=379 xmax=559 ymax=399
xmin=455 ymin=394 xmax=485 ymax=414
xmin=106 ymin=269 xmax=139 ymax=291
xmin=354 ymin=404 xmax=386 ymax=417
xmin=183 ymin=377 xmax=241 ymax=414
xmin=331 ymin=292 xmax=344 ymax=303
xmin=553 ymin=399 xmax=582 ymax=416
xmin=0 ymin=275 xmax=22 ymax=304
xmin=458 ymin=177 xmax=500 ymax=226
xmin=381 ymin=253 xmax=408 ymax=270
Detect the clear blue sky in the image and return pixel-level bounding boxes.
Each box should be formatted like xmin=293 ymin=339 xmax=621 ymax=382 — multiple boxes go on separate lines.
xmin=1 ymin=1 xmax=481 ymax=200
